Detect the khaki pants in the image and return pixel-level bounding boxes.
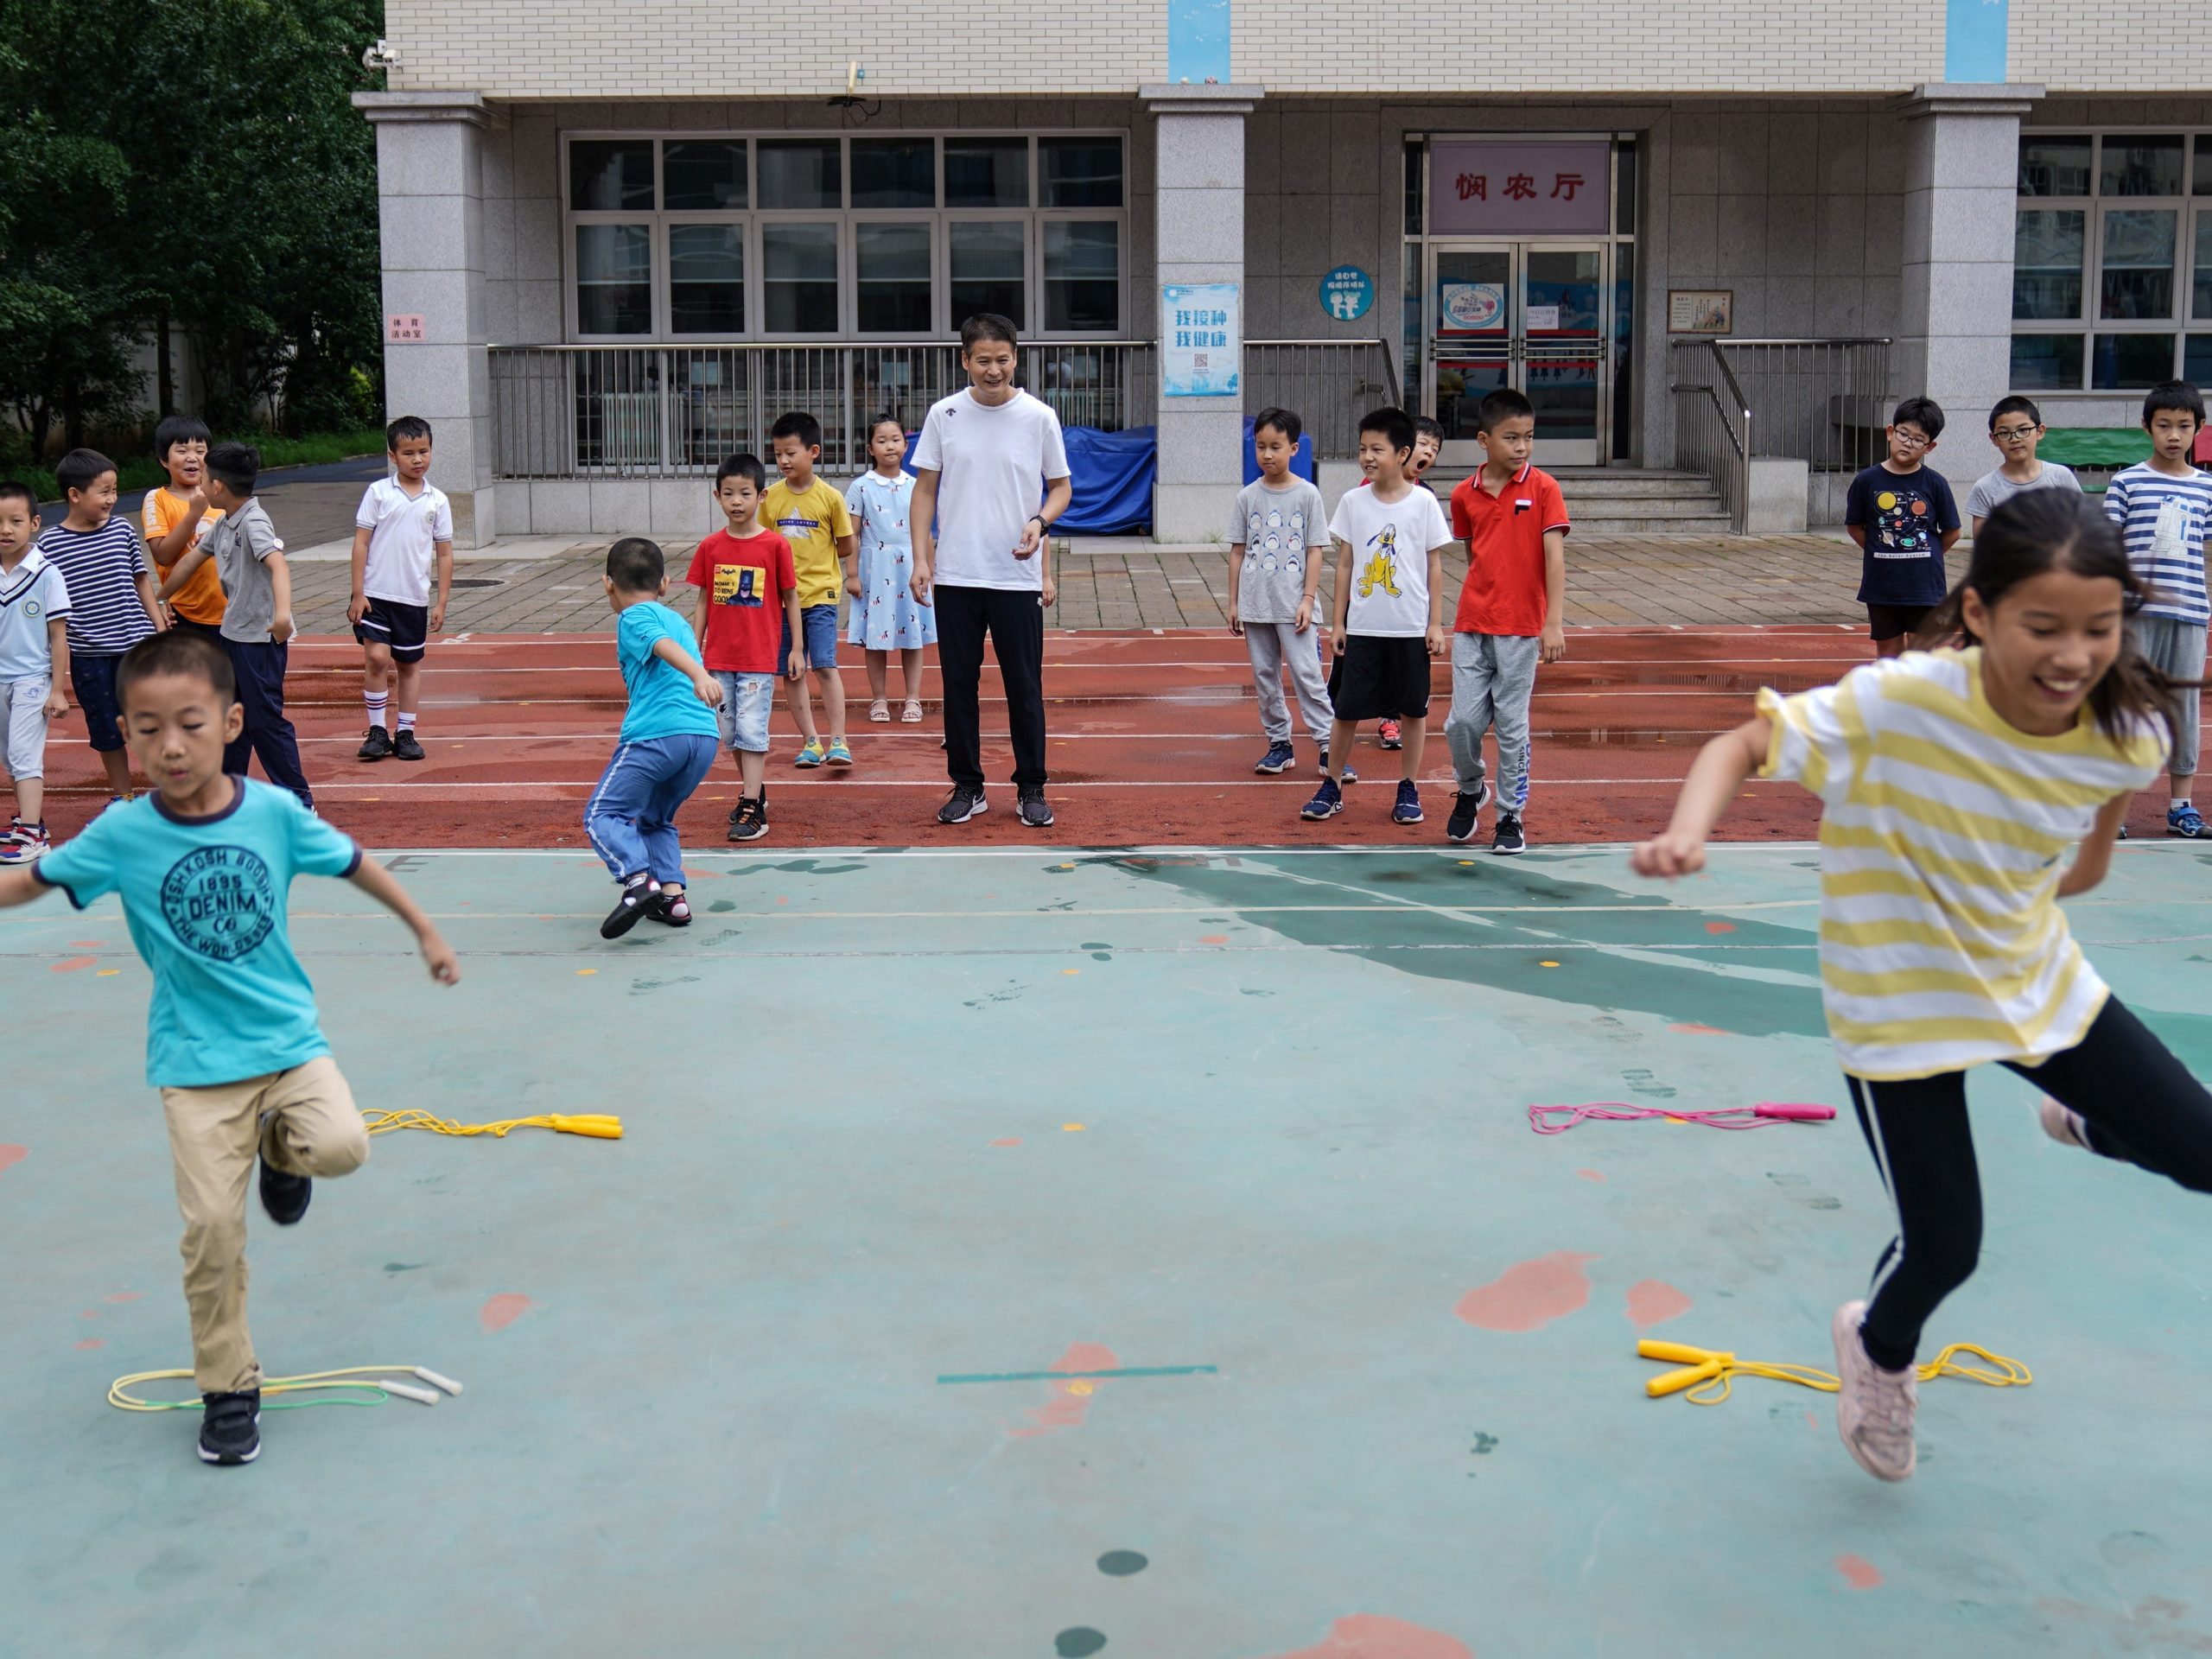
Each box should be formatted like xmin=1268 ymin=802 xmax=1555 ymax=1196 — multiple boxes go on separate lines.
xmin=160 ymin=1056 xmax=370 ymax=1394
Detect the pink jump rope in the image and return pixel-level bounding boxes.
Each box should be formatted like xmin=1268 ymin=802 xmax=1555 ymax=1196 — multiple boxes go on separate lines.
xmin=1529 ymin=1101 xmax=1836 ymax=1135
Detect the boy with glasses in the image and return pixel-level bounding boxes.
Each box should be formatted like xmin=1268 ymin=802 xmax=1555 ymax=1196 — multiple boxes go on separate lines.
xmin=1967 ymin=396 xmax=2082 ymax=540
xmin=1845 ymin=397 xmax=1961 ymax=658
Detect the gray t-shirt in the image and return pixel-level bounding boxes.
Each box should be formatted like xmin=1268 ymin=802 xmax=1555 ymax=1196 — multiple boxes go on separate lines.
xmin=1228 ymin=477 xmax=1328 ymax=623
xmin=207 ymin=499 xmax=282 ymax=644
xmin=1967 ymin=461 xmax=2082 ymax=524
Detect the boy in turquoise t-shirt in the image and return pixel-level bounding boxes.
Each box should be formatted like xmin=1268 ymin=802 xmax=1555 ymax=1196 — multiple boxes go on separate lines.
xmin=0 ymin=630 xmax=458 ymax=1467
xmin=586 ymin=537 xmax=725 ymax=939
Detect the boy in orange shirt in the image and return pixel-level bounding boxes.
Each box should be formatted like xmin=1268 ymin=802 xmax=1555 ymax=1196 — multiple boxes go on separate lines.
xmin=143 ymin=417 xmax=226 ymax=641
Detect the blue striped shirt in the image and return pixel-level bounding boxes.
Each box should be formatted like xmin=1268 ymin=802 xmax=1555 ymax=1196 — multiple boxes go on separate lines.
xmin=2104 ymin=462 xmax=2212 ymax=626
xmin=36 ymin=517 xmax=156 ymax=653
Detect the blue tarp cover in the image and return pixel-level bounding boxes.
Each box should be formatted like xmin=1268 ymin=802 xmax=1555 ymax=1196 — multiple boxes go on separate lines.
xmin=900 ymin=424 xmax=1158 ymax=536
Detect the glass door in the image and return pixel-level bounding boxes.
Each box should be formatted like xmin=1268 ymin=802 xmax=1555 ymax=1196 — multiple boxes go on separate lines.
xmin=1425 ymin=242 xmax=1607 ymax=468
xmin=1522 ymin=245 xmax=1604 ymax=467
xmin=1427 ymin=245 xmax=1513 ymax=467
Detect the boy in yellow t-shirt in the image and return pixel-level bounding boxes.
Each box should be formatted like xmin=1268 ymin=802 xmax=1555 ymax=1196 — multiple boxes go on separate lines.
xmin=763 ymin=410 xmax=857 ymax=766
xmin=143 ymin=416 xmax=226 ymax=639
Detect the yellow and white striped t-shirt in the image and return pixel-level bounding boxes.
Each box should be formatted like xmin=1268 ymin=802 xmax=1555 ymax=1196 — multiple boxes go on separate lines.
xmin=1759 ymin=648 xmax=2166 ymax=1082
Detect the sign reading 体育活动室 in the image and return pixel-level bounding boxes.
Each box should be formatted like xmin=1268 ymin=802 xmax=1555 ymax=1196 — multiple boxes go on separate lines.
xmin=1161 ymin=283 xmax=1241 ymax=397
xmin=1319 ymin=266 xmax=1375 ymax=321
xmin=1427 ymin=142 xmax=1611 ymax=236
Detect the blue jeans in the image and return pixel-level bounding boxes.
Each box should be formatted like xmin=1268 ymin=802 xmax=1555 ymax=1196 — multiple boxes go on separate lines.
xmin=583 ymin=733 xmax=716 ymax=884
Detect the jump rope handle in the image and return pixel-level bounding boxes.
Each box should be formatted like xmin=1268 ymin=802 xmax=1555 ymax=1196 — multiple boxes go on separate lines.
xmin=1637 ymin=1339 xmax=1723 ymax=1364
xmin=1645 ymin=1359 xmax=1727 ymax=1398
xmin=547 ymin=1115 xmax=624 ymax=1139
xmin=1753 ymin=1102 xmax=1835 ymax=1122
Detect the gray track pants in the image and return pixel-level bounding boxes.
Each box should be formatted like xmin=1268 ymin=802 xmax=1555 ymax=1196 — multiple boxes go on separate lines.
xmin=1244 ymin=621 xmax=1334 ymax=746
xmin=1446 ymin=632 xmax=1541 ymax=810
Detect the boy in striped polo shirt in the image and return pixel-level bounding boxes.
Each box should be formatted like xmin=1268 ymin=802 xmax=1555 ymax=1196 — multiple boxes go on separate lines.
xmin=37 ymin=448 xmax=163 ymax=806
xmin=2104 ymin=378 xmax=2211 ymax=837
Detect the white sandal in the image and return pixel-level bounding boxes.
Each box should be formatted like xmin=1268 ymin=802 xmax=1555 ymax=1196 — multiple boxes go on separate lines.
xmin=868 ymin=698 xmax=891 ymax=722
xmin=900 ymin=699 xmax=925 ymax=722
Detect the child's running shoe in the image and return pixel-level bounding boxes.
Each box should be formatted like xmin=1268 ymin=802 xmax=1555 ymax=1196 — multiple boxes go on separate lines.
xmin=392 ymin=728 xmax=427 ymax=762
xmin=793 ymin=739 xmax=826 ymax=768
xmin=1378 ymin=718 xmax=1404 ymax=750
xmin=1446 ymin=784 xmax=1491 ymax=844
xmin=198 ymin=1389 xmax=261 ymax=1466
xmin=1492 ymin=812 xmax=1527 ymax=855
xmin=356 ymin=726 xmax=393 ymax=761
xmin=259 ymin=1156 xmax=311 ymax=1225
xmin=1830 ymin=1300 xmax=1916 ymax=1482
xmin=1254 ymin=741 xmax=1296 ymax=775
xmin=1391 ymin=781 xmax=1423 ymax=823
xmin=1300 ymin=776 xmax=1344 ymax=820
xmin=601 ymin=874 xmax=660 ymax=939
xmin=825 ymin=738 xmax=853 ymax=767
xmin=2169 ymin=802 xmax=2207 ymax=837
xmin=728 ymin=797 xmax=768 ymax=842
xmin=1319 ymin=750 xmax=1357 ymax=785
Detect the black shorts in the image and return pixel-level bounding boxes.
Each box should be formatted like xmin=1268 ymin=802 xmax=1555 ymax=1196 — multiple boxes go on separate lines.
xmin=1328 ymin=635 xmax=1432 ymax=721
xmin=354 ymin=598 xmax=430 ymax=663
xmin=1866 ymin=602 xmax=1934 ymax=644
xmin=70 ymin=652 xmax=127 ymax=753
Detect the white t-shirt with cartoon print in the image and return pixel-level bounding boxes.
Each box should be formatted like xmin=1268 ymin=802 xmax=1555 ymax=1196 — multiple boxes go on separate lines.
xmin=1327 ymin=484 xmax=1452 ymax=638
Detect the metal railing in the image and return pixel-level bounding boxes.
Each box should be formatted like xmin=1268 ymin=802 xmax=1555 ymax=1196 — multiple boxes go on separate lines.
xmin=1669 ymin=337 xmax=1893 ymax=531
xmin=486 ymin=339 xmax=1395 ymax=480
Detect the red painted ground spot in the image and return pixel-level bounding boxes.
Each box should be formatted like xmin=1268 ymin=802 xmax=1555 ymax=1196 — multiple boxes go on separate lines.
xmin=479 ymin=1293 xmax=533 ymax=1332
xmin=1624 ymin=1279 xmax=1693 ymax=1331
xmin=1454 ymin=1251 xmax=1599 ymax=1333
xmin=1835 ymin=1554 xmax=1883 ymax=1591
xmin=1258 ymin=1613 xmax=1476 ymax=1658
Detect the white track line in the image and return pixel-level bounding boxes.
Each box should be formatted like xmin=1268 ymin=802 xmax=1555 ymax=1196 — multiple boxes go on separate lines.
xmin=275 ymin=656 xmax=1866 ymax=673
xmin=50 ymin=775 xmax=1784 ymax=791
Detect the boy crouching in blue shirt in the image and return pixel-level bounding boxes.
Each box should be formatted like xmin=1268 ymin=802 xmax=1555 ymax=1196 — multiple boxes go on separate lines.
xmin=0 ymin=631 xmax=459 ymax=1466
xmin=587 ymin=537 xmax=725 ymax=939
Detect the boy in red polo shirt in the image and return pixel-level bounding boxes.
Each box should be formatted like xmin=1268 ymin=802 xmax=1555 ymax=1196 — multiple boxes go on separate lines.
xmin=1444 ymin=387 xmax=1568 ymax=853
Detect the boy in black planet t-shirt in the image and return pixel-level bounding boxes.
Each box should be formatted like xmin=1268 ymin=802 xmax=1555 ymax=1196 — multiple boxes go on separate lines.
xmin=1845 ymin=397 xmax=1962 ymax=657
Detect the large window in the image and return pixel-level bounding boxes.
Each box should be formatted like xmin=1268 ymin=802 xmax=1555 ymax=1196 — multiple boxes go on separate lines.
xmin=2013 ymin=131 xmax=2212 ymax=392
xmin=563 ymin=133 xmax=1126 ymax=340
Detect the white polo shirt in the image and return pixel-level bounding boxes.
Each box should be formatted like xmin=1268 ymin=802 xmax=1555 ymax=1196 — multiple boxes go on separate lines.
xmin=0 ymin=549 xmax=72 ymax=682
xmin=356 ymin=477 xmax=454 ymax=606
xmin=912 ymin=389 xmax=1070 ymax=592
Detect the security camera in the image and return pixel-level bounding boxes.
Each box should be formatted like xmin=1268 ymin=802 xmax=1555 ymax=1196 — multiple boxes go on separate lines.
xmin=363 ymin=38 xmax=402 ymax=72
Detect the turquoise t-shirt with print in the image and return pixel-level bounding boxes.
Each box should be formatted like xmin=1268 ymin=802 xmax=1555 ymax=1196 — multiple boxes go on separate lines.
xmin=617 ymin=600 xmax=720 ymax=744
xmin=35 ymin=780 xmax=363 ymax=1087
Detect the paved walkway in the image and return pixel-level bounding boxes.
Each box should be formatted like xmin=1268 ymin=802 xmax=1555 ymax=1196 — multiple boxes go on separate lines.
xmin=289 ymin=533 xmax=1915 ymax=637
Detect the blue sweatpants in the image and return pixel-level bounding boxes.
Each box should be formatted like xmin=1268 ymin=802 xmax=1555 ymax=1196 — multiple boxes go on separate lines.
xmin=583 ymin=734 xmax=716 ymax=885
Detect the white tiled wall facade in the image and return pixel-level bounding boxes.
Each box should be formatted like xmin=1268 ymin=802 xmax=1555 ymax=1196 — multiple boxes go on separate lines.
xmin=2012 ymin=2 xmax=2212 ymax=91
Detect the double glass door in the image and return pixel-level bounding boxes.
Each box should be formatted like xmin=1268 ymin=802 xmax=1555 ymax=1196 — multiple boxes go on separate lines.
xmin=1425 ymin=243 xmax=1607 ymax=467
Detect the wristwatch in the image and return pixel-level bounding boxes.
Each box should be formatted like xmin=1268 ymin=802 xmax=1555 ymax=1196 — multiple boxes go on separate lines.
xmin=1028 ymin=514 xmax=1049 ymax=531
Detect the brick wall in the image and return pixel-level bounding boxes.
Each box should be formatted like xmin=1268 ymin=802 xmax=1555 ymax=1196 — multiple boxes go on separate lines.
xmin=2012 ymin=3 xmax=2212 ymax=91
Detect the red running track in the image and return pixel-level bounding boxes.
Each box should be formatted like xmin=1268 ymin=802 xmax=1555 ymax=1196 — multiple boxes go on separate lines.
xmin=37 ymin=625 xmax=2186 ymax=848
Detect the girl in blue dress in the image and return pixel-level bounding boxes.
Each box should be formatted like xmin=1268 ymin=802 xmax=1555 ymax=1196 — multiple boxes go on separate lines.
xmin=844 ymin=415 xmax=936 ymax=722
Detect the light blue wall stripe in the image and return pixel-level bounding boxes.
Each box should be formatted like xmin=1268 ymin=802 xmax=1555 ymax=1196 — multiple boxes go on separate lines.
xmin=1167 ymin=0 xmax=1231 ymax=84
xmin=1944 ymin=0 xmax=2009 ymax=82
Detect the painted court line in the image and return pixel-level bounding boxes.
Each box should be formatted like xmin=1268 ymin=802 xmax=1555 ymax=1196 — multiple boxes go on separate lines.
xmin=937 ymin=1365 xmax=1219 ymax=1384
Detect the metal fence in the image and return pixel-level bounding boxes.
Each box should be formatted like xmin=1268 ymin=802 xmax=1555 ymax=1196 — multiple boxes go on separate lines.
xmin=487 ymin=340 xmax=1395 ymax=480
xmin=1669 ymin=337 xmax=1894 ymax=532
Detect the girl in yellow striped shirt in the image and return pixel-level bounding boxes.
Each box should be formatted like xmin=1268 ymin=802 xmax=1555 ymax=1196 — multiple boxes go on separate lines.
xmin=1634 ymin=491 xmax=2211 ymax=1484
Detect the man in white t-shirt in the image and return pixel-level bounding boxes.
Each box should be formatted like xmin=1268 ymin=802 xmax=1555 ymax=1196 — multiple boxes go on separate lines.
xmin=910 ymin=315 xmax=1073 ymax=828
xmin=348 ymin=416 xmax=454 ymax=762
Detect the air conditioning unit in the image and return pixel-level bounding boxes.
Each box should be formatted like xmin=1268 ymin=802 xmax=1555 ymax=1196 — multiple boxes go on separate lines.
xmin=598 ymin=392 xmax=660 ymax=468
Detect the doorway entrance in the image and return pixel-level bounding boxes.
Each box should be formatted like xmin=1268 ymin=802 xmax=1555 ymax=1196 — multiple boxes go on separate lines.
xmin=1424 ymin=242 xmax=1608 ymax=468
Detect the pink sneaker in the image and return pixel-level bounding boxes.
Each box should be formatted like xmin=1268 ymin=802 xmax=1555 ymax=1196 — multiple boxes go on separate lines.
xmin=1831 ymin=1300 xmax=1916 ymax=1481
xmin=2038 ymin=1096 xmax=2092 ymax=1151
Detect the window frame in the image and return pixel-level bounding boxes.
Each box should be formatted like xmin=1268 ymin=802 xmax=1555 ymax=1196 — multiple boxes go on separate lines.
xmin=556 ymin=130 xmax=1128 ymax=346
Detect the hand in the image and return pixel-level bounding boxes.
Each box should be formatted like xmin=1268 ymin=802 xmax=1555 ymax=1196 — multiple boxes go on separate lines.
xmin=270 ymin=613 xmax=295 ymax=645
xmin=1426 ymin=625 xmax=1446 ymax=658
xmin=1540 ymin=625 xmax=1567 ymax=664
xmin=1294 ymin=595 xmax=1314 ymax=633
xmin=692 ymin=672 xmax=725 ymax=709
xmin=910 ymin=558 xmax=933 ymax=606
xmin=1039 ymin=570 xmax=1057 ymax=608
xmin=1330 ymin=626 xmax=1347 ymax=657
xmin=429 ymin=602 xmax=447 ymax=633
xmin=844 ymin=571 xmax=862 ymax=598
xmin=1229 ymin=614 xmax=1245 ymax=638
xmin=347 ymin=594 xmax=368 ymax=626
xmin=1630 ymin=831 xmax=1707 ymax=880
xmin=786 ymin=648 xmax=805 ymax=682
xmin=150 ymin=607 xmax=171 ymax=633
xmin=1013 ymin=517 xmax=1042 ymax=560
xmin=42 ymin=686 xmax=68 ymax=720
xmin=186 ymin=489 xmax=209 ymax=517
xmin=419 ymin=929 xmax=461 ymax=986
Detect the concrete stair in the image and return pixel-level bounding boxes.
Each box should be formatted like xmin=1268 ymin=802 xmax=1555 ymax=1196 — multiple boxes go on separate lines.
xmin=1427 ymin=466 xmax=1733 ymax=537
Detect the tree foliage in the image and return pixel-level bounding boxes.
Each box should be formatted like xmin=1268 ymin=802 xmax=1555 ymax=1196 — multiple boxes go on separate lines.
xmin=0 ymin=0 xmax=385 ymax=450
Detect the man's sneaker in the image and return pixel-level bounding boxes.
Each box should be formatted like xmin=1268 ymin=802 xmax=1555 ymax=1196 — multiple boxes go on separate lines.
xmin=2038 ymin=1094 xmax=2094 ymax=1151
xmin=391 ymin=728 xmax=426 ymax=762
xmin=600 ymin=876 xmax=659 ymax=939
xmin=825 ymin=738 xmax=853 ymax=767
xmin=1492 ymin=812 xmax=1528 ymax=855
xmin=728 ymin=797 xmax=768 ymax=842
xmin=198 ymin=1389 xmax=261 ymax=1466
xmin=1446 ymin=784 xmax=1491 ymax=844
xmin=1300 ymin=776 xmax=1344 ymax=820
xmin=1378 ymin=718 xmax=1404 ymax=750
xmin=1392 ymin=780 xmax=1424 ymax=824
xmin=1254 ymin=741 xmax=1296 ymax=775
xmin=2168 ymin=802 xmax=2208 ymax=838
xmin=1018 ymin=787 xmax=1055 ymax=828
xmin=937 ymin=785 xmax=988 ymax=824
xmin=1831 ymin=1300 xmax=1917 ymax=1482
xmin=259 ymin=1157 xmax=311 ymax=1225
xmin=794 ymin=739 xmax=826 ymax=769
xmin=1319 ymin=751 xmax=1357 ymax=785
xmin=356 ymin=726 xmax=393 ymax=762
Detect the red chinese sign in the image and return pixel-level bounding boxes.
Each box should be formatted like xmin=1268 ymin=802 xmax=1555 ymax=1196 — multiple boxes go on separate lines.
xmin=1430 ymin=142 xmax=1610 ymax=235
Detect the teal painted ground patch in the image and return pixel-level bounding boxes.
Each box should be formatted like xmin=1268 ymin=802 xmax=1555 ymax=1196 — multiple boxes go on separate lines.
xmin=3 ymin=844 xmax=2210 ymax=1655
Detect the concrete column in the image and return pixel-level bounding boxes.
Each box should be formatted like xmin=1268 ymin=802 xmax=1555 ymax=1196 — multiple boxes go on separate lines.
xmin=353 ymin=91 xmax=501 ymax=548
xmin=1142 ymin=85 xmax=1262 ymax=542
xmin=1895 ymin=83 xmax=2042 ymax=499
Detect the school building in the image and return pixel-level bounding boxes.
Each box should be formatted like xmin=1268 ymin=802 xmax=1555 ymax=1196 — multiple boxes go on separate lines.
xmin=356 ymin=0 xmax=2212 ymax=545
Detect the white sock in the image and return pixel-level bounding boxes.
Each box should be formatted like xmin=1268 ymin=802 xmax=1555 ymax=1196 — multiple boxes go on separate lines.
xmin=397 ymin=710 xmax=417 ymax=733
xmin=2174 ymin=797 xmax=2192 ymax=811
xmin=365 ymin=690 xmax=389 ymax=728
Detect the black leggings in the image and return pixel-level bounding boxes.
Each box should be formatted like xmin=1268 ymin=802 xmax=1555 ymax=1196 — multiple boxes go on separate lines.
xmin=1847 ymin=996 xmax=2212 ymax=1370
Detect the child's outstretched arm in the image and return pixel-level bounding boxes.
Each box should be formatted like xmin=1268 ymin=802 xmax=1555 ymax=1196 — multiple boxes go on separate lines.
xmin=0 ymin=868 xmax=55 ymax=908
xmin=651 ymin=633 xmax=724 ymax=707
xmin=346 ymin=858 xmax=461 ymax=985
xmin=1630 ymin=715 xmax=1772 ymax=878
xmin=2057 ymin=794 xmax=2132 ymax=897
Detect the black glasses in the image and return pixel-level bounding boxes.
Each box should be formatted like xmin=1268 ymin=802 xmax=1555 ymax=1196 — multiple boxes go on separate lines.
xmin=1992 ymin=426 xmax=2039 ymax=442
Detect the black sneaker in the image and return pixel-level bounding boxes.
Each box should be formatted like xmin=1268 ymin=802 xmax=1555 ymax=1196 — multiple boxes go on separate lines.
xmin=937 ymin=785 xmax=988 ymax=825
xmin=199 ymin=1389 xmax=261 ymax=1465
xmin=1446 ymin=783 xmax=1491 ymax=844
xmin=259 ymin=1158 xmax=311 ymax=1225
xmin=356 ymin=726 xmax=392 ymax=762
xmin=1493 ymin=812 xmax=1528 ymax=855
xmin=391 ymin=728 xmax=426 ymax=762
xmin=601 ymin=876 xmax=659 ymax=938
xmin=728 ymin=796 xmax=768 ymax=842
xmin=1018 ymin=788 xmax=1054 ymax=828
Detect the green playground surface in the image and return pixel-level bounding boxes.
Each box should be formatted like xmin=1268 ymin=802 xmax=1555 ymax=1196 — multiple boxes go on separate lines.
xmin=6 ymin=842 xmax=2212 ymax=1656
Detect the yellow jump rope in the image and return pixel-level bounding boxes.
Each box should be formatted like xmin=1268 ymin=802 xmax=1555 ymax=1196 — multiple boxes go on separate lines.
xmin=1639 ymin=1338 xmax=2033 ymax=1405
